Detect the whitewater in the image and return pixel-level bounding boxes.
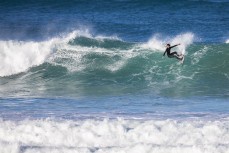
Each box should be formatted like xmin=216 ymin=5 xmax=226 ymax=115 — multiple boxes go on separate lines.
xmin=1 ymin=118 xmax=229 ymax=153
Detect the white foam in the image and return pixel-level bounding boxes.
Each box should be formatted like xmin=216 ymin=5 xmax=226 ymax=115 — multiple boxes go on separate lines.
xmin=0 ymin=118 xmax=228 ymax=153
xmin=48 ymin=38 xmax=139 ymax=73
xmin=226 ymin=39 xmax=229 ymax=43
xmin=191 ymin=46 xmax=208 ymax=64
xmin=0 ymin=30 xmax=82 ymax=77
xmin=0 ymin=40 xmax=53 ymax=77
xmin=47 ymin=45 xmax=137 ymax=73
xmin=142 ymin=33 xmax=195 ymax=55
xmin=95 ymin=35 xmax=121 ymax=41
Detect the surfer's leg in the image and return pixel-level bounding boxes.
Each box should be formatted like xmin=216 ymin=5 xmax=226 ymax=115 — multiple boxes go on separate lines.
xmin=170 ymin=52 xmax=182 ymax=60
xmin=171 ymin=52 xmax=179 ymax=56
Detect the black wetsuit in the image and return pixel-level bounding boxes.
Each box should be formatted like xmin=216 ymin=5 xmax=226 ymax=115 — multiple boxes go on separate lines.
xmin=163 ymin=45 xmax=180 ymax=59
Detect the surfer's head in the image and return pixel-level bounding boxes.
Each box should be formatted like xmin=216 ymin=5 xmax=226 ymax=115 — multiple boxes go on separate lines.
xmin=166 ymin=44 xmax=170 ymax=47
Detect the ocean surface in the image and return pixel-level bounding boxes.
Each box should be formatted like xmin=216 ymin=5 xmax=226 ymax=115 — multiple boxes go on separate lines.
xmin=0 ymin=0 xmax=229 ymax=153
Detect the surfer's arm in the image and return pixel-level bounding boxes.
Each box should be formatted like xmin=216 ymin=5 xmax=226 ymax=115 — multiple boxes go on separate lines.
xmin=170 ymin=43 xmax=180 ymax=48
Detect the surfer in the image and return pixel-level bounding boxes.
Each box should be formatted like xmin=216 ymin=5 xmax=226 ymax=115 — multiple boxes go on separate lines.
xmin=163 ymin=43 xmax=183 ymax=60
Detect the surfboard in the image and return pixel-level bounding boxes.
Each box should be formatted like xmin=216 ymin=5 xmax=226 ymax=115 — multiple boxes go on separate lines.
xmin=180 ymin=54 xmax=185 ymax=64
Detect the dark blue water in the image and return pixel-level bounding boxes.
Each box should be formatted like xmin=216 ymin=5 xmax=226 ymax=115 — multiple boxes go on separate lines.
xmin=0 ymin=0 xmax=228 ymax=42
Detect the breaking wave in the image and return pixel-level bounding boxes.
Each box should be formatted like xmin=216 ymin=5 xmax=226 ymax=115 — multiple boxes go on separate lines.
xmin=0 ymin=30 xmax=228 ymax=97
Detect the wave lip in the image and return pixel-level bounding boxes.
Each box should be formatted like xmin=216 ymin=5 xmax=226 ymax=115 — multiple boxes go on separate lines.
xmin=0 ymin=118 xmax=228 ymax=153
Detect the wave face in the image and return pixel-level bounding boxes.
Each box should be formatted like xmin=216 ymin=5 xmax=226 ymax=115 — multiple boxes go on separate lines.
xmin=0 ymin=31 xmax=228 ymax=98
xmin=0 ymin=118 xmax=229 ymax=153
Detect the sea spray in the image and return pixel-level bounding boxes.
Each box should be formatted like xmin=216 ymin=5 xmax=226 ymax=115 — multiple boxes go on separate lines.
xmin=170 ymin=33 xmax=194 ymax=55
xmin=142 ymin=32 xmax=194 ymax=55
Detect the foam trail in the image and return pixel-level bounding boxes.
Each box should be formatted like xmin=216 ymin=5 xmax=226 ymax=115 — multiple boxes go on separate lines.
xmin=48 ymin=43 xmax=139 ymax=73
xmin=47 ymin=32 xmax=137 ymax=73
xmin=0 ymin=118 xmax=228 ymax=153
xmin=142 ymin=33 xmax=194 ymax=54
